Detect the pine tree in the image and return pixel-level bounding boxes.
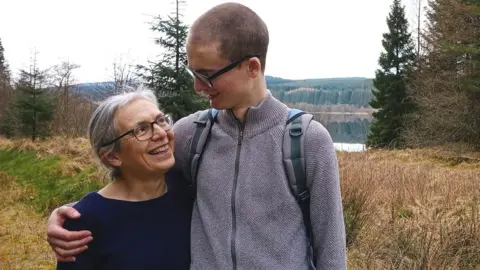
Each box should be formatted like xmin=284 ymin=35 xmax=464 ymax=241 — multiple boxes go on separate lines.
xmin=0 ymin=38 xmax=14 ymax=137
xmin=366 ymin=0 xmax=416 ymax=148
xmin=0 ymin=38 xmax=11 ymax=107
xmin=138 ymin=0 xmax=208 ymax=121
xmin=0 ymin=38 xmax=10 ymax=87
xmin=403 ymin=0 xmax=480 ymax=148
xmin=14 ymin=53 xmax=55 ymax=141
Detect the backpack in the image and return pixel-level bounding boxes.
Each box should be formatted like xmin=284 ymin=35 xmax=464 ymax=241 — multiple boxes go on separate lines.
xmin=187 ymin=108 xmax=316 ymax=264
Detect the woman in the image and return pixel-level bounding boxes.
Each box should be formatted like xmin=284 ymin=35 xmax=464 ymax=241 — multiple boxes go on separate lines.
xmin=56 ymin=88 xmax=193 ymax=270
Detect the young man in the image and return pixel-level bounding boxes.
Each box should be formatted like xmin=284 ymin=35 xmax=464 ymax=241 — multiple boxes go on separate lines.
xmin=46 ymin=3 xmax=347 ymax=269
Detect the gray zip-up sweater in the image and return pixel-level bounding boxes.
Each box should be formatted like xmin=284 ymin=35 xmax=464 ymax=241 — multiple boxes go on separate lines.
xmin=173 ymin=90 xmax=346 ymax=270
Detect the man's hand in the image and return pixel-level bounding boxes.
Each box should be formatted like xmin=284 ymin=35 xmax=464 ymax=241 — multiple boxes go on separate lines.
xmin=46 ymin=206 xmax=93 ymax=262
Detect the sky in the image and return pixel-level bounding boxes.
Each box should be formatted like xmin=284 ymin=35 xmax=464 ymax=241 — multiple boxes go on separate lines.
xmin=0 ymin=0 xmax=424 ymax=83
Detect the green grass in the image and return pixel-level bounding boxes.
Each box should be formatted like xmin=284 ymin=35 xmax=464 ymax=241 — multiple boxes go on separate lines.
xmin=0 ymin=149 xmax=102 ymax=215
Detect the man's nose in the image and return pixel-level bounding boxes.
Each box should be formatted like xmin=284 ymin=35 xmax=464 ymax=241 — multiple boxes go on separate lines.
xmin=194 ymin=78 xmax=209 ymax=93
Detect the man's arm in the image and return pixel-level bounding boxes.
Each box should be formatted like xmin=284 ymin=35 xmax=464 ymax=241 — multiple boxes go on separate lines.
xmin=56 ymin=250 xmax=94 ymax=270
xmin=304 ymin=120 xmax=347 ymax=269
xmin=46 ymin=205 xmax=93 ymax=262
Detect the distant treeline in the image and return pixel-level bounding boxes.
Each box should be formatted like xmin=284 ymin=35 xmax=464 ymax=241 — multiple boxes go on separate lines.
xmin=265 ymin=76 xmax=374 ymax=107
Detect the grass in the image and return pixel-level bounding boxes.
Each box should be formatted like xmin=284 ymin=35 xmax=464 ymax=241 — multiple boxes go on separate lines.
xmin=340 ymin=149 xmax=480 ymax=269
xmin=0 ymin=137 xmax=107 ymax=211
xmin=0 ymin=136 xmax=479 ymax=269
xmin=0 ymin=171 xmax=56 ymax=269
xmin=0 ymin=147 xmax=102 ymax=214
xmin=0 ymin=137 xmax=105 ymax=269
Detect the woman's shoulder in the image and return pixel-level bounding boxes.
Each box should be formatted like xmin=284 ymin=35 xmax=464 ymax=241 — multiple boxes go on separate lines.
xmin=64 ymin=192 xmax=103 ymax=231
xmin=165 ymin=169 xmax=194 ymax=212
xmin=166 ymin=169 xmax=194 ymax=197
xmin=73 ymin=191 xmax=104 ymax=213
xmin=165 ymin=169 xmax=189 ymax=189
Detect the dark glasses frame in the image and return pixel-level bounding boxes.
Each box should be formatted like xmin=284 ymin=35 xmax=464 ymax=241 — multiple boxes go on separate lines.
xmin=100 ymin=115 xmax=173 ymax=147
xmin=182 ymin=54 xmax=261 ymax=88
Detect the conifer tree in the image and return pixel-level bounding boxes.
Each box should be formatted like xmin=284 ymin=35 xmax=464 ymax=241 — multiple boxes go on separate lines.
xmin=138 ymin=0 xmax=208 ymax=121
xmin=404 ymin=0 xmax=480 ymax=148
xmin=14 ymin=53 xmax=55 ymax=141
xmin=366 ymin=0 xmax=416 ymax=148
xmin=0 ymin=38 xmax=15 ymax=137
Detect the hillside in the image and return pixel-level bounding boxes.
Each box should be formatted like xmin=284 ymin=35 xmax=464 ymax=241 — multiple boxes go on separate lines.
xmin=265 ymin=76 xmax=374 ymax=108
xmin=69 ymin=76 xmax=374 ymax=108
xmin=70 ymin=81 xmax=117 ymax=101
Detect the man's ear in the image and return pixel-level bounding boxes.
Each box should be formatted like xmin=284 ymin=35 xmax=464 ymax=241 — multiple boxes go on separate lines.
xmin=247 ymin=57 xmax=261 ymax=77
xmin=100 ymin=149 xmax=122 ymax=167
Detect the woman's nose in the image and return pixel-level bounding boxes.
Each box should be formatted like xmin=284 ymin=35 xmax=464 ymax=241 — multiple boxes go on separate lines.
xmin=151 ymin=124 xmax=168 ymax=140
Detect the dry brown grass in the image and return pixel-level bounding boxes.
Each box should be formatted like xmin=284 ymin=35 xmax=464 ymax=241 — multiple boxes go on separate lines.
xmin=0 ymin=171 xmax=56 ymax=269
xmin=0 ymin=137 xmax=102 ymax=269
xmin=1 ymin=136 xmax=93 ymax=161
xmin=340 ymin=148 xmax=480 ymax=270
xmin=0 ymin=136 xmax=13 ymax=149
xmin=0 ymin=136 xmax=107 ymax=180
xmin=0 ymin=137 xmax=479 ymax=269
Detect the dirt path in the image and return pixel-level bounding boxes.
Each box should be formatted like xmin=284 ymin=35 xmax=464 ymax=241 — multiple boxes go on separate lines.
xmin=0 ymin=172 xmax=56 ymax=270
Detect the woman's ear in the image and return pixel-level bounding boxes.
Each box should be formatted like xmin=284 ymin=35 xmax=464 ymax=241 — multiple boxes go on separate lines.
xmin=100 ymin=149 xmax=122 ymax=167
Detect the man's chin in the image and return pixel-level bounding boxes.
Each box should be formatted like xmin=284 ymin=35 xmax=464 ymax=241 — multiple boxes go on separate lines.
xmin=209 ymin=99 xmax=226 ymax=110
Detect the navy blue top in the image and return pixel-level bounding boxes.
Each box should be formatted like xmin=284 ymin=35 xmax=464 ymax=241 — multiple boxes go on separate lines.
xmin=56 ymin=170 xmax=193 ymax=270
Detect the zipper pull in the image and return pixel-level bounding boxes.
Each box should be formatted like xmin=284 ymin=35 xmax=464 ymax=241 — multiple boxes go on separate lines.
xmin=238 ymin=131 xmax=243 ymax=145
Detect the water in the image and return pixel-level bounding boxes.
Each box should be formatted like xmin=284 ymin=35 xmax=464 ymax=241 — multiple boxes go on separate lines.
xmin=333 ymin=143 xmax=366 ymax=152
xmin=312 ymin=113 xmax=372 ymax=152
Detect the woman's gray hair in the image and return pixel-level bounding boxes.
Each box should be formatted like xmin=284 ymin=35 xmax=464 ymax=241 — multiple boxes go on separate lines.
xmin=87 ymin=85 xmax=159 ymax=180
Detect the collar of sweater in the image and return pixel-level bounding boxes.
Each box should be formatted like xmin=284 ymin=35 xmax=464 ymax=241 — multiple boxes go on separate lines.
xmin=216 ymin=90 xmax=289 ymax=139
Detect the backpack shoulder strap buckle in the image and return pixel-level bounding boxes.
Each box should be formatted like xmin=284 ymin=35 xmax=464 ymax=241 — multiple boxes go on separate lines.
xmin=298 ymin=190 xmax=310 ymax=202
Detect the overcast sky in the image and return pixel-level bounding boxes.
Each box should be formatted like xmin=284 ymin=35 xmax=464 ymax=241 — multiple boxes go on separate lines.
xmin=0 ymin=0 xmax=423 ymax=83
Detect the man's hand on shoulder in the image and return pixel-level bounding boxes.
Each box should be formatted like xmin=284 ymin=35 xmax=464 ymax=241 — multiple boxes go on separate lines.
xmin=46 ymin=205 xmax=93 ymax=262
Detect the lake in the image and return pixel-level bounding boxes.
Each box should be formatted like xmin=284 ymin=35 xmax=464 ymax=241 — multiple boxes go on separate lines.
xmin=310 ymin=112 xmax=372 ymax=152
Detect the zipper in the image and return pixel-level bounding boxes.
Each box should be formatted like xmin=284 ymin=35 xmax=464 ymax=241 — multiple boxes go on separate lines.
xmin=230 ymin=110 xmax=245 ymax=270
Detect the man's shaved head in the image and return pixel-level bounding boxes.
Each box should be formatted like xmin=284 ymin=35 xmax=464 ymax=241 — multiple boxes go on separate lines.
xmin=188 ymin=2 xmax=269 ymax=72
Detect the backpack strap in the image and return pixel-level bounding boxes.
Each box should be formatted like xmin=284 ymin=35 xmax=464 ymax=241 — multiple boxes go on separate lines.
xmin=188 ymin=108 xmax=219 ymax=192
xmin=283 ymin=108 xmax=316 ymax=263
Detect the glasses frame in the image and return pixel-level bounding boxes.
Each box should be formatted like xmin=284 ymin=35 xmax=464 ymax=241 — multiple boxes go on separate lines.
xmin=100 ymin=114 xmax=173 ymax=147
xmin=182 ymin=54 xmax=261 ymax=88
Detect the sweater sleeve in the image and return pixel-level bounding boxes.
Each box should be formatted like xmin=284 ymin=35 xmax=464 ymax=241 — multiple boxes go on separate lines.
xmin=304 ymin=120 xmax=347 ymax=269
xmin=172 ymin=111 xmax=201 ymax=175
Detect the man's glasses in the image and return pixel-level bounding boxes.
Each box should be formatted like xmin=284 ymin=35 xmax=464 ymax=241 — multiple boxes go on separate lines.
xmin=101 ymin=115 xmax=173 ymax=147
xmin=182 ymin=54 xmax=261 ymax=88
